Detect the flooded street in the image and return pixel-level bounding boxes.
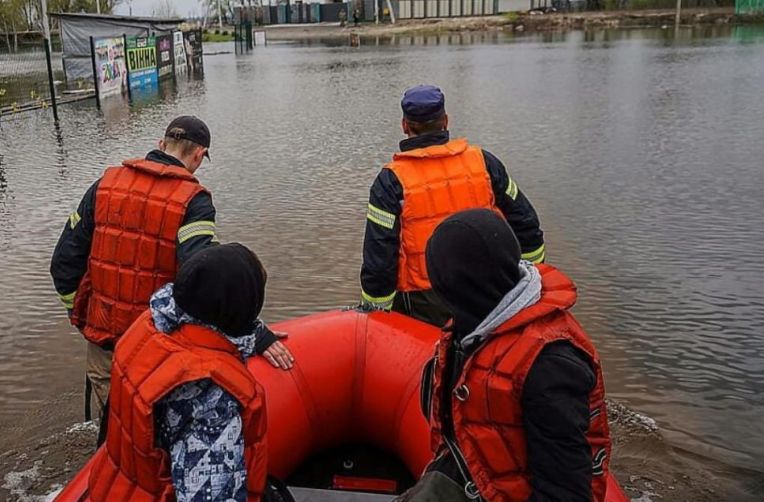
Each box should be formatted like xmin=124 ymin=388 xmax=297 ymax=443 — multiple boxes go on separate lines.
xmin=1 ymin=26 xmax=764 ymax=498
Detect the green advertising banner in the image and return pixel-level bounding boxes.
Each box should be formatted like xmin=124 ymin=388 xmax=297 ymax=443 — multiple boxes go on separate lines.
xmin=125 ymin=35 xmax=158 ymax=89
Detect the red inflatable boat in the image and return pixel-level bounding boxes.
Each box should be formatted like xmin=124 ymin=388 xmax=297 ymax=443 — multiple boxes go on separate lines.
xmin=55 ymin=309 xmax=629 ymax=501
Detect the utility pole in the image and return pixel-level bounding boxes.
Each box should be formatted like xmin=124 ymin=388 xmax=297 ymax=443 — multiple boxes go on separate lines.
xmin=218 ymin=0 xmax=224 ymax=30
xmin=40 ymin=0 xmax=51 ymax=42
xmin=674 ymin=0 xmax=681 ymax=34
xmin=386 ymin=0 xmax=395 ymax=23
xmin=96 ymin=0 xmax=101 ymax=14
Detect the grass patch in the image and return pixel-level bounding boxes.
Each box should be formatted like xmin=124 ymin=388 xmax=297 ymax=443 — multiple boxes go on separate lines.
xmin=203 ymin=31 xmax=235 ymax=42
xmin=503 ymin=11 xmax=520 ymax=22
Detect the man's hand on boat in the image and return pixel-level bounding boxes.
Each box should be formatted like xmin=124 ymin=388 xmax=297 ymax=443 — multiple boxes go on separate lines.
xmin=263 ymin=331 xmax=295 ymax=370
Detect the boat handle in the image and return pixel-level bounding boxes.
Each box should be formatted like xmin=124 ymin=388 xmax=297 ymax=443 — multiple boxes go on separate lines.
xmin=454 ymin=384 xmax=470 ymax=402
xmin=465 ymin=481 xmax=481 ymax=500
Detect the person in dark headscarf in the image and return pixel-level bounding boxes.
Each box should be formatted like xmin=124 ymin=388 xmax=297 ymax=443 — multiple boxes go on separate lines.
xmin=89 ymin=244 xmax=293 ymax=502
xmin=397 ymin=209 xmax=612 ymax=502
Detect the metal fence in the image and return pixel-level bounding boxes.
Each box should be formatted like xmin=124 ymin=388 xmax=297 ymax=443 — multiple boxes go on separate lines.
xmin=0 ymin=41 xmax=61 ymax=119
xmin=736 ymin=0 xmax=764 ymax=13
xmin=566 ymin=0 xmax=734 ymax=9
xmin=396 ymin=0 xmax=499 ymax=18
xmin=235 ymin=21 xmax=254 ymax=53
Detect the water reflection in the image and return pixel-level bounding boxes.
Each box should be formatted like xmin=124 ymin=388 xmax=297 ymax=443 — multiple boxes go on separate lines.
xmin=54 ymin=122 xmax=68 ymax=177
xmin=271 ymin=24 xmax=764 ymax=49
xmin=0 ymin=152 xmax=7 ymax=209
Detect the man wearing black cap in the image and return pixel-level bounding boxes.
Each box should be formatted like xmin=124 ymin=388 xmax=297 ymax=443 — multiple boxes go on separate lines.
xmin=360 ymin=85 xmax=546 ymax=325
xmin=396 ymin=209 xmax=610 ymax=502
xmin=51 ymin=116 xmax=238 ymax=421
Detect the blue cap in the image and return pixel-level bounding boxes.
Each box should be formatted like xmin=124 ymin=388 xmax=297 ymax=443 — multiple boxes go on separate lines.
xmin=401 ymin=85 xmax=445 ymax=122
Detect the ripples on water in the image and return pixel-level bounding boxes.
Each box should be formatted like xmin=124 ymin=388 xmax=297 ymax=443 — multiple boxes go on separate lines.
xmin=0 ymin=27 xmax=763 ymax=473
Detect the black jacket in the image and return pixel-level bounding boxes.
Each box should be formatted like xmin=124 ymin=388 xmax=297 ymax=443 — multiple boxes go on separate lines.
xmin=419 ymin=207 xmax=592 ymax=501
xmin=360 ymin=131 xmax=545 ymax=304
xmin=427 ymin=341 xmax=596 ymax=502
xmin=50 ymin=150 xmax=218 ymax=307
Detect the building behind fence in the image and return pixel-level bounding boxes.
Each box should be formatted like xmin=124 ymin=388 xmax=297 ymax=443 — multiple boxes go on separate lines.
xmin=397 ymin=0 xmax=499 ymax=18
xmin=251 ymin=0 xmax=502 ymax=24
xmin=51 ymin=12 xmax=182 ymax=86
xmin=249 ymin=0 xmax=750 ymax=22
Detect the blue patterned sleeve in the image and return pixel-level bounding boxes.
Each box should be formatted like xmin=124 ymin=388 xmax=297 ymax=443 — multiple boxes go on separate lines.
xmin=155 ymin=379 xmax=247 ymax=502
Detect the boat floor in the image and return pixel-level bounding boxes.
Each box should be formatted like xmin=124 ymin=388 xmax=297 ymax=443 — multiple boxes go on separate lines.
xmin=291 ymin=487 xmax=392 ymax=501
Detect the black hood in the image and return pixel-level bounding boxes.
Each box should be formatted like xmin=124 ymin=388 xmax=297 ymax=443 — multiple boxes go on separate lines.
xmin=425 ymin=209 xmax=521 ymax=336
xmin=173 ymin=243 xmax=267 ymax=338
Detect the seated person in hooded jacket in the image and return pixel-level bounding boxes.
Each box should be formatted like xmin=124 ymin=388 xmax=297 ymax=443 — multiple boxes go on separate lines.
xmin=87 ymin=243 xmax=293 ymax=502
xmin=397 ymin=209 xmax=611 ymax=502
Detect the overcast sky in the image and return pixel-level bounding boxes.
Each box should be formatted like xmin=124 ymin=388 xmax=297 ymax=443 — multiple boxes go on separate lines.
xmin=114 ymin=0 xmax=205 ymax=18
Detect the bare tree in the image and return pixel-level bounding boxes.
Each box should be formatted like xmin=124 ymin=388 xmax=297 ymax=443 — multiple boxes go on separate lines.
xmin=2 ymin=18 xmax=11 ymax=52
xmin=0 ymin=0 xmax=24 ymax=52
xmin=200 ymin=0 xmax=224 ymax=29
xmin=152 ymin=0 xmax=178 ymax=17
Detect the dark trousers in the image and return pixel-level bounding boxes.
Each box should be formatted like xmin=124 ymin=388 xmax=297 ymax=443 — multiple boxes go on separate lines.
xmin=392 ymin=290 xmax=452 ymax=327
xmin=393 ymin=471 xmax=470 ymax=502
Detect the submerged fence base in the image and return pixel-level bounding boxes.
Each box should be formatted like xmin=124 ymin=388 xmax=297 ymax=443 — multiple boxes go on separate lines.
xmin=0 ymin=92 xmax=93 ymax=118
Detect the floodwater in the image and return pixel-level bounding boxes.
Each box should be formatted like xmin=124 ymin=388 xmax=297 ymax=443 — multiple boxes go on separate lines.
xmin=1 ymin=25 xmax=764 ymax=488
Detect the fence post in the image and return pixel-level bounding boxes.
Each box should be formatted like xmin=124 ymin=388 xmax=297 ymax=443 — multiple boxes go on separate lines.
xmin=675 ymin=0 xmax=682 ymax=33
xmin=43 ymin=38 xmax=59 ymax=122
xmin=171 ymin=32 xmax=177 ymax=80
xmin=89 ymin=36 xmax=101 ymax=110
xmin=123 ymin=34 xmax=132 ymax=102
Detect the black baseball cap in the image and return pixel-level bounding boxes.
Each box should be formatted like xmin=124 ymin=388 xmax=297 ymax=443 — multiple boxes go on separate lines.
xmin=164 ymin=115 xmax=211 ymax=159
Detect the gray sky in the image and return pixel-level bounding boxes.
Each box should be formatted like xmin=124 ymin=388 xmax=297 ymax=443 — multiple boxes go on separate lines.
xmin=114 ymin=0 xmax=204 ymax=18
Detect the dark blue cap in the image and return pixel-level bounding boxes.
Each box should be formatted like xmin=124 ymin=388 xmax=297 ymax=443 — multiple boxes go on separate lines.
xmin=401 ymin=85 xmax=445 ymax=122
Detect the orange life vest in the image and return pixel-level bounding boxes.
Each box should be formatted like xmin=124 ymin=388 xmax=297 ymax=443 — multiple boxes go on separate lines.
xmin=88 ymin=311 xmax=268 ymax=502
xmin=71 ymin=159 xmax=205 ymax=346
xmin=385 ymin=139 xmax=502 ymax=292
xmin=428 ymin=264 xmax=611 ymax=502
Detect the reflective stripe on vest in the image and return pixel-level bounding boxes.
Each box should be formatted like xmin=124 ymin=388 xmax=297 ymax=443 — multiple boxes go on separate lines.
xmin=385 ymin=138 xmax=502 ymax=292
xmin=88 ymin=311 xmax=267 ymax=502
xmin=429 ymin=265 xmax=611 ymax=502
xmin=71 ymin=159 xmax=206 ymax=345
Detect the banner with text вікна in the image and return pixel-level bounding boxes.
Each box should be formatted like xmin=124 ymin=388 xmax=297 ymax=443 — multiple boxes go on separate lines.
xmin=156 ymin=34 xmax=174 ymax=80
xmin=125 ymin=35 xmax=158 ymax=89
xmin=173 ymin=31 xmax=187 ymax=75
xmin=93 ymin=37 xmax=127 ymax=98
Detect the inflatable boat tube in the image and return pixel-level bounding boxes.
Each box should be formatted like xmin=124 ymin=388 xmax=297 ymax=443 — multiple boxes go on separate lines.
xmin=55 ymin=309 xmax=629 ymax=501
